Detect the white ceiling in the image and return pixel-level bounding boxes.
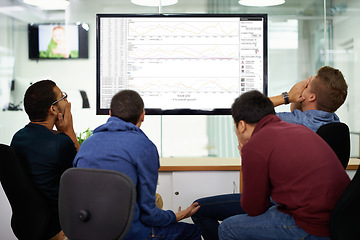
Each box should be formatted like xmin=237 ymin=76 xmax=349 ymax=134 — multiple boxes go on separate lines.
xmin=0 ymin=0 xmax=349 ymax=24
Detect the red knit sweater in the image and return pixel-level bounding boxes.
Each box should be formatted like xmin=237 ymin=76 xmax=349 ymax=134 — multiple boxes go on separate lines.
xmin=240 ymin=114 xmax=350 ymax=237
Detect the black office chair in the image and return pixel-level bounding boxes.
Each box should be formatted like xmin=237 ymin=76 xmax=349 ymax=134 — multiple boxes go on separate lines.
xmin=316 ymin=122 xmax=350 ymax=169
xmin=0 ymin=144 xmax=50 ymax=240
xmin=330 ymin=166 xmax=360 ymax=240
xmin=59 ymin=168 xmax=136 ymax=240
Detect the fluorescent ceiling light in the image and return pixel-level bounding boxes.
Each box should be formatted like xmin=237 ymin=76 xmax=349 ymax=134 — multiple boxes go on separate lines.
xmin=131 ymin=0 xmax=178 ymax=7
xmin=23 ymin=0 xmax=70 ymax=10
xmin=0 ymin=6 xmax=25 ymax=14
xmin=238 ymin=0 xmax=285 ymax=7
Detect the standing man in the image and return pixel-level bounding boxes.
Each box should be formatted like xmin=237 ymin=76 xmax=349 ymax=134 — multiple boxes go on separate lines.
xmin=217 ymin=90 xmax=350 ymax=240
xmin=73 ymin=90 xmax=201 ymax=240
xmin=11 ymin=80 xmax=79 ymax=240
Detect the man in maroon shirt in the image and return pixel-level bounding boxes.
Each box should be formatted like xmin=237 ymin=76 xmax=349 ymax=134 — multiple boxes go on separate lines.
xmin=218 ymin=90 xmax=350 ymax=240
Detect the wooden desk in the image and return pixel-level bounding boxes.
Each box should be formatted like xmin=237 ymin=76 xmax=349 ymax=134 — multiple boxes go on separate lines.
xmin=159 ymin=158 xmax=359 ymax=193
xmin=159 ymin=157 xmax=241 ymax=171
xmin=159 ymin=157 xmax=359 ymax=171
xmin=347 ymin=158 xmax=360 ymax=170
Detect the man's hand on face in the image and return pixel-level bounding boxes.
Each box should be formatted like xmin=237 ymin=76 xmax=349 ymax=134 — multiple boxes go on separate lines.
xmin=55 ymin=102 xmax=80 ymax=151
xmin=55 ymin=102 xmax=74 ymax=133
xmin=288 ymin=76 xmax=311 ymax=103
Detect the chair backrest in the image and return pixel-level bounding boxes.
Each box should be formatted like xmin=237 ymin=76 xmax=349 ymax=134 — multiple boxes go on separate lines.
xmin=316 ymin=122 xmax=350 ymax=169
xmin=0 ymin=144 xmax=50 ymax=240
xmin=59 ymin=168 xmax=136 ymax=240
xmin=330 ymin=166 xmax=360 ymax=240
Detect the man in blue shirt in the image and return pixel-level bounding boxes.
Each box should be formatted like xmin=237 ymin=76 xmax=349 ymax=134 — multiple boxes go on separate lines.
xmin=74 ymin=90 xmax=201 ymax=240
xmin=191 ymin=66 xmax=348 ymax=240
xmin=271 ymin=65 xmax=347 ymax=132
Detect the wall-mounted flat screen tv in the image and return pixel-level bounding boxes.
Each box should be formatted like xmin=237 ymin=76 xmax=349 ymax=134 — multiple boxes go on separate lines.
xmin=96 ymin=14 xmax=267 ymax=115
xmin=28 ymin=23 xmax=89 ymax=59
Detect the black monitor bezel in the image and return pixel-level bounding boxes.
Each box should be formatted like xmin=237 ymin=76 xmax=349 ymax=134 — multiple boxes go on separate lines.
xmin=96 ymin=13 xmax=268 ymax=115
xmin=28 ymin=23 xmax=89 ymax=60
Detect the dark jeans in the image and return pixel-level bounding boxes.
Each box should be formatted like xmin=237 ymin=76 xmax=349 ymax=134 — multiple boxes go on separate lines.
xmin=191 ymin=194 xmax=244 ymax=240
xmin=219 ymin=206 xmax=330 ymax=240
xmin=146 ymin=222 xmax=201 ymax=240
xmin=191 ymin=194 xmax=275 ymax=240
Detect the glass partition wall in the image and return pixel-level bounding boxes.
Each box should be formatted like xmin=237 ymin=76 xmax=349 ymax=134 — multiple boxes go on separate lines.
xmin=0 ymin=0 xmax=358 ymax=159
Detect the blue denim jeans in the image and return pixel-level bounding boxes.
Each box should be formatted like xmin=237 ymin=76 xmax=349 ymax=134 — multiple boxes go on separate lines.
xmin=191 ymin=194 xmax=245 ymax=240
xmin=146 ymin=222 xmax=201 ymax=240
xmin=218 ymin=206 xmax=331 ymax=240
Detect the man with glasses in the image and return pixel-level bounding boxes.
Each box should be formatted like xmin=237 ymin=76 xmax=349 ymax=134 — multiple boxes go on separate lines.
xmin=11 ymin=80 xmax=79 ymax=240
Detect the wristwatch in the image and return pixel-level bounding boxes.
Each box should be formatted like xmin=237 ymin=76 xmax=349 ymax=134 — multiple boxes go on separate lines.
xmin=282 ymin=92 xmax=290 ymax=105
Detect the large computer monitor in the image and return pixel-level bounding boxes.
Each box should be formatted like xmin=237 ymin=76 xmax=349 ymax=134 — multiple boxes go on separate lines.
xmin=96 ymin=14 xmax=268 ymax=115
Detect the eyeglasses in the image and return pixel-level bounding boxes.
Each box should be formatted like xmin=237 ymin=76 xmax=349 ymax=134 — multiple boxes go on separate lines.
xmin=52 ymin=92 xmax=68 ymax=105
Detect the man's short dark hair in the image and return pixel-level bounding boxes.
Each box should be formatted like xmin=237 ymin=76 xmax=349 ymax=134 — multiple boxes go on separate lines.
xmin=311 ymin=66 xmax=347 ymax=113
xmin=232 ymin=90 xmax=275 ymax=127
xmin=24 ymin=80 xmax=57 ymax=122
xmin=110 ymin=90 xmax=144 ymax=125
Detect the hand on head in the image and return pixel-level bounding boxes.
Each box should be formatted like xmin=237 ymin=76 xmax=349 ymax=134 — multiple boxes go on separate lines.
xmin=55 ymin=102 xmax=79 ymax=151
xmin=288 ymin=76 xmax=311 ymax=103
xmin=55 ymin=102 xmax=74 ymax=133
xmin=175 ymin=202 xmax=200 ymax=222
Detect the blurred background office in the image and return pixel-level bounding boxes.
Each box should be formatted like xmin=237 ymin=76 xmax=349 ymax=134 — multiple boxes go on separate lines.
xmin=0 ymin=0 xmax=359 ymax=238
